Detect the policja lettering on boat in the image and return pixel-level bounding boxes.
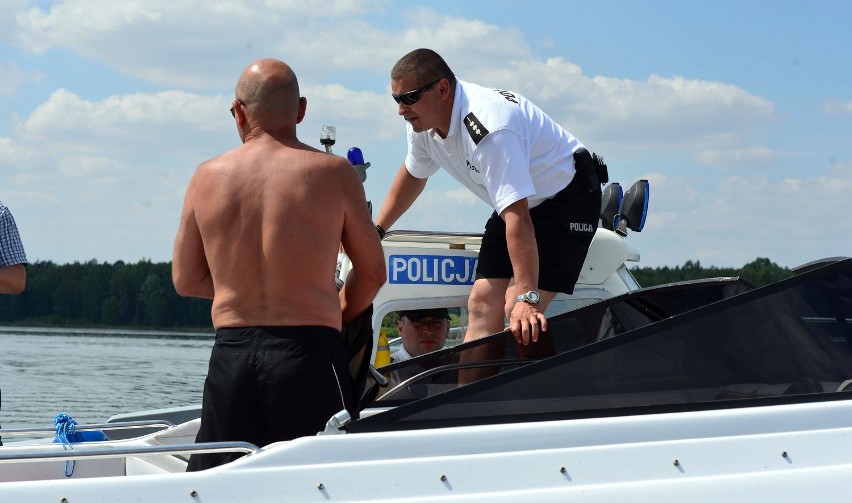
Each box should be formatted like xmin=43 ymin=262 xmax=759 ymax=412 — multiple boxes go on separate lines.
xmin=388 ymin=254 xmax=478 ymax=285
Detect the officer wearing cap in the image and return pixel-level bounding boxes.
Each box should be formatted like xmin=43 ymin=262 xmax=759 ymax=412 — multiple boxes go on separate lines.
xmin=392 ymin=308 xmax=451 ymax=362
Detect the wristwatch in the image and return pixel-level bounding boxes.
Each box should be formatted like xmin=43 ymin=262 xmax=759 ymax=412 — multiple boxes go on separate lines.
xmin=515 ymin=290 xmax=541 ymax=305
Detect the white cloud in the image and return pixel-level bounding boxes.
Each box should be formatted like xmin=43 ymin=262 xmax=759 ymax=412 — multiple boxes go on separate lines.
xmin=14 ymin=88 xmax=235 ymax=166
xmin=0 ymin=136 xmax=26 ymax=163
xmin=301 ymin=83 xmax=400 ymax=143
xmin=1 ymin=86 xmax=238 ymax=263
xmin=0 ymin=0 xmax=29 ymax=43
xmin=694 ymin=147 xmax=776 ymax=170
xmin=443 ymin=188 xmax=481 ymax=206
xmin=56 ymin=154 xmax=127 ymax=177
xmin=822 ymin=98 xmax=852 ymax=115
xmin=13 ymin=0 xmax=397 ymax=89
xmin=0 ymin=60 xmax=42 ymax=95
xmin=630 ymin=163 xmax=852 ymax=268
xmin=11 ymin=1 xmax=777 ymax=155
xmin=474 ymin=58 xmax=777 ymax=150
xmin=398 ymin=8 xmax=529 ymax=63
xmin=21 ymin=89 xmax=227 ymax=134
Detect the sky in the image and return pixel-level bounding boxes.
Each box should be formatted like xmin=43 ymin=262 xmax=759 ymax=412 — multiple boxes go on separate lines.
xmin=1 ymin=0 xmax=850 ymax=269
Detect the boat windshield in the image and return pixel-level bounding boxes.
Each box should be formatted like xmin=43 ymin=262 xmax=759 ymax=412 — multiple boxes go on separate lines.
xmin=364 ymin=276 xmax=753 ymax=406
xmin=350 ymin=259 xmax=852 ymax=432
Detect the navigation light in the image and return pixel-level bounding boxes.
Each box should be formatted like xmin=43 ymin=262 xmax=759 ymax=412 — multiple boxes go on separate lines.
xmin=599 ymin=182 xmax=622 ymax=231
xmin=620 ymin=179 xmax=649 ymax=232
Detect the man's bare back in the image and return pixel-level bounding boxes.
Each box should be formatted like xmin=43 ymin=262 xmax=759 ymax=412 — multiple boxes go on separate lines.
xmin=173 ymin=58 xmax=385 ymax=330
xmin=188 ymin=138 xmax=378 ymax=329
xmin=175 ymin=58 xmax=386 ymax=471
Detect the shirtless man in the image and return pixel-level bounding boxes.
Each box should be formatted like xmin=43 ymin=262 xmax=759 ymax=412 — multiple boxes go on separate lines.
xmin=173 ymin=58 xmax=386 ymax=471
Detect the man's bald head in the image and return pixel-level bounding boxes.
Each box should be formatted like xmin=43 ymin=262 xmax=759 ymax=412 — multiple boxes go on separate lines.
xmin=235 ymin=58 xmax=304 ymax=130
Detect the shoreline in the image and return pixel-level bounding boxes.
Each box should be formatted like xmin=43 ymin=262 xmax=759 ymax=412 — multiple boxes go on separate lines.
xmin=0 ymin=325 xmax=213 ymax=340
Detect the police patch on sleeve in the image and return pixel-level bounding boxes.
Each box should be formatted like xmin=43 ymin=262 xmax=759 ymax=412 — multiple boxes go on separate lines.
xmin=464 ymin=113 xmax=489 ymax=145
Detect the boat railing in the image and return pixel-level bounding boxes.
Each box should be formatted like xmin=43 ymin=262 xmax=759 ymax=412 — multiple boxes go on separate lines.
xmin=0 ymin=441 xmax=260 ymax=464
xmin=380 ymin=229 xmax=484 ymax=250
xmin=380 ymin=358 xmax=533 ymax=400
xmin=0 ymin=419 xmax=176 ymax=438
xmin=0 ymin=419 xmax=261 ymax=465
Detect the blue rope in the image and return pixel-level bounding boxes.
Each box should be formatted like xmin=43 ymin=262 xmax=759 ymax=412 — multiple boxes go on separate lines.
xmin=53 ymin=412 xmax=77 ymax=477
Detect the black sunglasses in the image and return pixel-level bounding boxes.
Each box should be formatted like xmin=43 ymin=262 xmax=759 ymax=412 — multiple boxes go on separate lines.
xmin=392 ymin=78 xmax=442 ymax=106
xmin=229 ymin=99 xmax=246 ymax=118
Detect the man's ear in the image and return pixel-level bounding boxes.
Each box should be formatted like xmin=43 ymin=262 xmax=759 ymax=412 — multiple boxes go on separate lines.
xmin=296 ymin=96 xmax=307 ymax=124
xmin=438 ymin=78 xmax=452 ymax=100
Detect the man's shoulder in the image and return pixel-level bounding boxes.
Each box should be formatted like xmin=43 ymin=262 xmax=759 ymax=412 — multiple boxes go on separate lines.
xmin=273 ymin=141 xmax=347 ymax=167
xmin=196 ymin=147 xmax=241 ymax=172
xmin=296 ymin=150 xmax=360 ymax=183
xmin=194 ymin=143 xmax=357 ymax=189
xmin=458 ymin=82 xmax=524 ymax=146
xmin=460 ymin=80 xmax=523 ymax=110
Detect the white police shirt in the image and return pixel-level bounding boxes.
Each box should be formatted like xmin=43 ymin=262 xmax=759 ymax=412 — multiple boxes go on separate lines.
xmin=405 ymin=80 xmax=585 ymax=214
xmin=391 ymin=346 xmax=413 ymax=363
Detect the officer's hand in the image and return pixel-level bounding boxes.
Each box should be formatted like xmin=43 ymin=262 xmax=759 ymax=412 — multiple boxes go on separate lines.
xmin=508 ymin=302 xmax=547 ymax=345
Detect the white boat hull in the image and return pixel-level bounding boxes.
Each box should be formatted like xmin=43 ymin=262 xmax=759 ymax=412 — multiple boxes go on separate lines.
xmin=2 ymin=398 xmax=852 ymax=502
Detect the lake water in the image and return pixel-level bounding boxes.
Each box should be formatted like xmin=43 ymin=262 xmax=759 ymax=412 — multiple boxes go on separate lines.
xmin=0 ymin=326 xmax=213 ymax=430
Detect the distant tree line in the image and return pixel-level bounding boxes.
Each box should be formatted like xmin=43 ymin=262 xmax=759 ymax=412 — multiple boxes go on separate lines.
xmin=0 ymin=257 xmax=792 ymax=329
xmin=630 ymin=257 xmax=792 ymax=289
xmin=0 ymin=260 xmax=212 ymax=329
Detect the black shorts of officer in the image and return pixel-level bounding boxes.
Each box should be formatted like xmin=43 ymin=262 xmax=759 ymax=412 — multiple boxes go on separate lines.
xmin=476 ymin=172 xmax=602 ymax=295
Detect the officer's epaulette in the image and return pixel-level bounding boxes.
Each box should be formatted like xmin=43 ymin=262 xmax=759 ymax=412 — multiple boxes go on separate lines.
xmin=464 ymin=112 xmax=489 ymax=145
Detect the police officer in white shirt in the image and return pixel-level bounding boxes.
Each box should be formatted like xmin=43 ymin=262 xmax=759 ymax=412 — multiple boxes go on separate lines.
xmin=375 ymin=48 xmax=603 ymax=351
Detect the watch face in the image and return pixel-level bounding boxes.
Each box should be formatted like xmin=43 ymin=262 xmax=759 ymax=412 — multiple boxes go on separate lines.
xmin=517 ymin=291 xmax=540 ymax=304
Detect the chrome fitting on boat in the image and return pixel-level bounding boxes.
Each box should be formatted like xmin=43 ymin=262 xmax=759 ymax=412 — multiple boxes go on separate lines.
xmin=319 ymin=409 xmax=351 ymax=435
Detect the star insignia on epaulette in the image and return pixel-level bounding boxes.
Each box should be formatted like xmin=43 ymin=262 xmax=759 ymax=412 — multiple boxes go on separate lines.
xmin=464 ymin=113 xmax=489 ymax=145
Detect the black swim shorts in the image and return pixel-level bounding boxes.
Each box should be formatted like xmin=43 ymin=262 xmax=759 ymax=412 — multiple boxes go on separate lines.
xmin=475 ymin=174 xmax=602 ymax=294
xmin=187 ymin=326 xmax=352 ymax=471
